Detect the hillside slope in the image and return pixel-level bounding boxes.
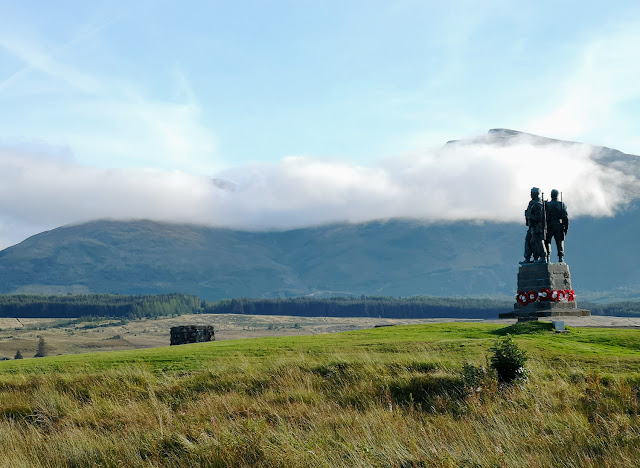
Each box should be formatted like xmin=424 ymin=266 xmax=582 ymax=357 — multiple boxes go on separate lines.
xmin=0 ymin=204 xmax=639 ymax=301
xmin=0 ymin=218 xmax=522 ymax=299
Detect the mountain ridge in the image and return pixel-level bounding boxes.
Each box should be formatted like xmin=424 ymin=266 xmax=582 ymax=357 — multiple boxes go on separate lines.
xmin=1 ymin=205 xmax=639 ymax=301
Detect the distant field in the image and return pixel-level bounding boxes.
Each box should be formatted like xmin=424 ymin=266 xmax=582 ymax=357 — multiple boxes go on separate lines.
xmin=0 ymin=322 xmax=638 ymax=466
xmin=1 ymin=312 xmax=638 ymax=361
xmin=0 ymin=313 xmax=509 ymax=360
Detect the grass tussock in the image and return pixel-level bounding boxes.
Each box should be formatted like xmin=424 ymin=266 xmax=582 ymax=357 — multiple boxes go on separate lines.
xmin=0 ymin=323 xmax=638 ymax=466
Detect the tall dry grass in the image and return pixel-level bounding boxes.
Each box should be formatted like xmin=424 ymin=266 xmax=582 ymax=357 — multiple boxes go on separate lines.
xmin=0 ymin=352 xmax=638 ymax=467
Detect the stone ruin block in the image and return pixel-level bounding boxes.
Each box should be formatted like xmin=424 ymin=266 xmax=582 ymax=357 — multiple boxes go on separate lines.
xmin=170 ymin=325 xmax=215 ymax=345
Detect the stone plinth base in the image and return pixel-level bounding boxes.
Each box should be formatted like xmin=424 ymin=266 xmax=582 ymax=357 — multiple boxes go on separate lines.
xmin=515 ymin=262 xmax=573 ymax=297
xmin=499 ymin=262 xmax=590 ymax=319
xmin=499 ymin=309 xmax=591 ymax=319
xmin=514 ymin=300 xmax=580 ymax=313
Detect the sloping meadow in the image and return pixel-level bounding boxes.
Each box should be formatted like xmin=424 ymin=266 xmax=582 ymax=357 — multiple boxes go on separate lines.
xmin=0 ymin=322 xmax=638 ymax=467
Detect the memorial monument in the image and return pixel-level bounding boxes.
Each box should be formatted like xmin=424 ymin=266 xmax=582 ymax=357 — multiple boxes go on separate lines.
xmin=500 ymin=187 xmax=590 ymax=319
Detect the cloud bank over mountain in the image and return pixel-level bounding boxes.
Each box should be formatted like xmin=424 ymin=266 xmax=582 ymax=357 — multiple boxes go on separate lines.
xmin=0 ymin=131 xmax=638 ymax=250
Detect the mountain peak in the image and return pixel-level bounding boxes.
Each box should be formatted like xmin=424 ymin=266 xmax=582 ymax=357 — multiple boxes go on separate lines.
xmin=487 ymin=128 xmax=523 ymax=137
xmin=447 ymin=128 xmax=564 ymax=147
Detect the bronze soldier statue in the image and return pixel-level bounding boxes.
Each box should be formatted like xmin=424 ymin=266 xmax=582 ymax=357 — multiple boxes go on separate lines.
xmin=521 ymin=187 xmax=547 ymax=264
xmin=545 ymin=189 xmax=569 ymax=263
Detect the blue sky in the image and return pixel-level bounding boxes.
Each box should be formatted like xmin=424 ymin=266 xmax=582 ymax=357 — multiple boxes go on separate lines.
xmin=1 ymin=1 xmax=640 ymax=247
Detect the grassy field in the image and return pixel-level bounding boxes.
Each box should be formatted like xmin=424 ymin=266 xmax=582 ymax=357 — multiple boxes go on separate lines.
xmin=0 ymin=322 xmax=638 ymax=466
xmin=0 ymin=314 xmax=505 ymax=359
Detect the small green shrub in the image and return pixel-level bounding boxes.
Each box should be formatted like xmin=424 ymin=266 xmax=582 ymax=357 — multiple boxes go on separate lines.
xmin=489 ymin=335 xmax=528 ymax=384
xmin=461 ymin=362 xmax=489 ymax=389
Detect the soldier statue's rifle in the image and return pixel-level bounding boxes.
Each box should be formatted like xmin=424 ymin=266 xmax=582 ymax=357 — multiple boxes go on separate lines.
xmin=561 ymin=191 xmax=564 ymax=229
xmin=541 ymin=191 xmax=546 ymax=233
xmin=542 ymin=191 xmax=549 ymax=262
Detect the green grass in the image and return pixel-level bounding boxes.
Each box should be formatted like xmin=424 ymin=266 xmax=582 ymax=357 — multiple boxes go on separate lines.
xmin=2 ymin=322 xmax=638 ymax=375
xmin=0 ymin=322 xmax=638 ymax=467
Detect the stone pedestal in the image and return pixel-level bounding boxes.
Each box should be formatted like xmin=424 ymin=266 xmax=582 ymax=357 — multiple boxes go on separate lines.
xmin=499 ymin=262 xmax=590 ymax=319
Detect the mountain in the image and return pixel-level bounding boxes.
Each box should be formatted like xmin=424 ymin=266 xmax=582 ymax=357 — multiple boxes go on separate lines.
xmin=1 ymin=208 xmax=639 ymax=301
xmin=0 ymin=129 xmax=639 ymax=302
xmin=0 ymin=218 xmax=521 ymax=300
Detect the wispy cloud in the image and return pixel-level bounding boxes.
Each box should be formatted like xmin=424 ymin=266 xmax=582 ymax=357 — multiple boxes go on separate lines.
xmin=52 ymin=93 xmax=219 ymax=173
xmin=0 ymin=25 xmax=219 ymax=174
xmin=528 ymin=16 xmax=640 ymax=148
xmin=0 ymin=26 xmax=104 ymax=94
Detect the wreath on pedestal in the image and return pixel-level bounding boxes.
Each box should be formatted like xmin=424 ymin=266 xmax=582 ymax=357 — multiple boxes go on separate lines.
xmin=516 ymin=289 xmax=575 ymax=305
xmin=516 ymin=292 xmax=528 ymax=306
xmin=538 ymin=288 xmax=551 ymax=301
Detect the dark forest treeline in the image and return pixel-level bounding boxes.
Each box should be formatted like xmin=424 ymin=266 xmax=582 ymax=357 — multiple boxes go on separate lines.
xmin=0 ymin=294 xmax=202 ymax=319
xmin=581 ymin=301 xmax=640 ymax=317
xmin=204 ymin=297 xmax=640 ymax=319
xmin=0 ymin=293 xmax=513 ymax=320
xmin=0 ymin=294 xmax=639 ymax=320
xmin=203 ymin=296 xmax=514 ymax=320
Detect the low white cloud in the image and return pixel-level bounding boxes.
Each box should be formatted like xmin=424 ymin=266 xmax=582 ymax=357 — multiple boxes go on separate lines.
xmin=213 ymin=132 xmax=637 ymax=227
xmin=0 ymin=131 xmax=637 ymax=250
